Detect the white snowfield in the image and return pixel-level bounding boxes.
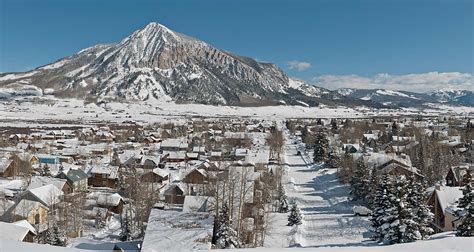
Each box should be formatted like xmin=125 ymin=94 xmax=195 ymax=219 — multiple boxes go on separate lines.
xmin=226 ymin=233 xmax=472 ymax=251
xmin=1 ymin=97 xmax=473 ymax=128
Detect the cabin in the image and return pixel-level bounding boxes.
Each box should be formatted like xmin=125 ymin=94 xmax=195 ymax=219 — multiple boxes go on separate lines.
xmin=0 ymin=158 xmax=15 ymax=177
xmin=96 ymin=193 xmax=124 ymax=214
xmin=164 ymin=184 xmax=186 ymax=204
xmin=426 ymin=186 xmax=463 ymax=233
xmin=182 ymin=169 xmax=207 ymax=184
xmin=88 ymin=166 xmax=119 ymax=188
xmin=140 ymin=168 xmax=169 ymax=183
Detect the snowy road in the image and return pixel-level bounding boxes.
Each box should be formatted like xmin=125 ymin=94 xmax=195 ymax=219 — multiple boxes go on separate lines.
xmin=265 ymin=130 xmax=371 ymax=248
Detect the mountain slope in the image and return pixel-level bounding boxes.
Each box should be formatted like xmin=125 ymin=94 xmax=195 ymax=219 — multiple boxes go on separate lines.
xmin=430 ymin=89 xmax=474 ymax=106
xmin=336 ymin=88 xmax=439 ymax=107
xmin=0 ymin=22 xmax=362 ymax=107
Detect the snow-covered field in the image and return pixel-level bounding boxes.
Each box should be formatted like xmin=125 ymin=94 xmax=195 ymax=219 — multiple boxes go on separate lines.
xmin=1 ymin=97 xmax=473 ymax=128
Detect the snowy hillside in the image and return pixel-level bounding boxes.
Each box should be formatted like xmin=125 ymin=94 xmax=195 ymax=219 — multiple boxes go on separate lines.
xmin=431 ymin=89 xmax=474 ymax=106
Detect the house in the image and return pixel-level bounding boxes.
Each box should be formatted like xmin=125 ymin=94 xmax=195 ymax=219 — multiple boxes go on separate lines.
xmin=28 ymin=176 xmax=71 ymax=194
xmin=182 ymin=168 xmax=207 ymax=185
xmin=426 ymin=186 xmax=463 ymax=233
xmin=37 ymin=154 xmax=60 ymax=165
xmin=0 ymin=158 xmax=15 ymax=177
xmin=9 ymin=199 xmax=49 ymax=227
xmin=140 ymin=168 xmax=169 ymax=183
xmin=163 ymin=184 xmax=187 ymax=204
xmin=164 ymin=151 xmax=186 ymax=163
xmin=0 ymin=221 xmax=37 ymax=242
xmin=56 ymin=169 xmax=88 ymax=192
xmin=445 ymin=165 xmax=473 ymax=187
xmin=160 ymin=139 xmax=188 ymax=151
xmin=21 ymin=184 xmax=64 ymax=208
xmin=343 ymin=144 xmax=360 ymax=154
xmin=96 ymin=193 xmax=124 ymax=214
xmin=88 ymin=166 xmax=119 ymax=188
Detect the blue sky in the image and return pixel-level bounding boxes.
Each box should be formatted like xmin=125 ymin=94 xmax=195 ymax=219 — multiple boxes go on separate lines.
xmin=0 ymin=0 xmax=472 ymax=91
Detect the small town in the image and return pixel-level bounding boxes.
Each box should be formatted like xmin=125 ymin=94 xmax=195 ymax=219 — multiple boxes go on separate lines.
xmin=0 ymin=114 xmax=472 ymax=251
xmin=1 ymin=0 xmax=473 ymax=251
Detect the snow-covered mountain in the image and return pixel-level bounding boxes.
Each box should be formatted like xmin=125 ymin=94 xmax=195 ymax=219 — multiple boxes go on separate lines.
xmin=335 ymin=88 xmax=437 ymax=107
xmin=430 ymin=89 xmax=474 ymax=106
xmin=0 ymin=22 xmax=365 ymax=107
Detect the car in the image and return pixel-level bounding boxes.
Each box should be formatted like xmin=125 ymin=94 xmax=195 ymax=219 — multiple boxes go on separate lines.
xmin=352 ymin=205 xmax=372 ymax=216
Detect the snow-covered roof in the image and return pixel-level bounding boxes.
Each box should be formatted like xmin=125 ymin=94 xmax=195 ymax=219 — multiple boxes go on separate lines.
xmin=434 ymin=186 xmax=463 ymax=213
xmin=161 ymin=139 xmax=188 ymax=149
xmin=96 ymin=193 xmax=122 ymax=207
xmin=0 ymin=158 xmax=13 ymax=173
xmin=90 ymin=165 xmax=118 ymax=179
xmin=152 ymin=168 xmax=169 ymax=178
xmin=141 ymin=208 xmax=214 ymax=251
xmin=27 ymin=176 xmax=67 ymax=191
xmin=0 ymin=222 xmax=33 ymax=241
xmin=24 ymin=184 xmax=63 ymax=206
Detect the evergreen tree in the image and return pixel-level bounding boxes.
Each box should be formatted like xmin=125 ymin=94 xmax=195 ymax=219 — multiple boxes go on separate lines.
xmin=278 ymin=183 xmax=289 ymax=213
xmin=350 ymin=161 xmax=371 ymax=201
xmin=287 ymin=203 xmax=303 ymax=226
xmin=407 ymin=177 xmax=433 ymax=239
xmin=456 ymin=171 xmax=473 ymax=237
xmin=379 ymin=176 xmax=421 ymax=244
xmin=367 ymin=166 xmax=378 ymax=208
xmin=47 ymin=224 xmax=66 ymax=246
xmin=313 ymin=132 xmax=329 ymax=163
xmin=371 ymin=174 xmax=394 ymax=241
xmin=215 ymin=203 xmax=241 ymax=249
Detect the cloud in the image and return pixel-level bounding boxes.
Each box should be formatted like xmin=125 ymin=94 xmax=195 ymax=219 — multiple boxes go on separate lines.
xmin=287 ymin=60 xmax=311 ymax=71
xmin=312 ymin=72 xmax=474 ymax=93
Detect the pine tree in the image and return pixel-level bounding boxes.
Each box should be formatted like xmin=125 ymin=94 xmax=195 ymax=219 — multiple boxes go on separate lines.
xmin=47 ymin=224 xmax=66 ymax=246
xmin=456 ymin=171 xmax=473 ymax=237
xmin=350 ymin=161 xmax=371 ymax=201
xmin=367 ymin=166 xmax=378 ymax=208
xmin=382 ymin=176 xmax=421 ymax=244
xmin=407 ymin=177 xmax=433 ymax=239
xmin=313 ymin=132 xmax=329 ymax=163
xmin=287 ymin=203 xmax=303 ymax=226
xmin=215 ymin=203 xmax=241 ymax=249
xmin=371 ymin=174 xmax=394 ymax=241
xmin=278 ymin=183 xmax=289 ymax=213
